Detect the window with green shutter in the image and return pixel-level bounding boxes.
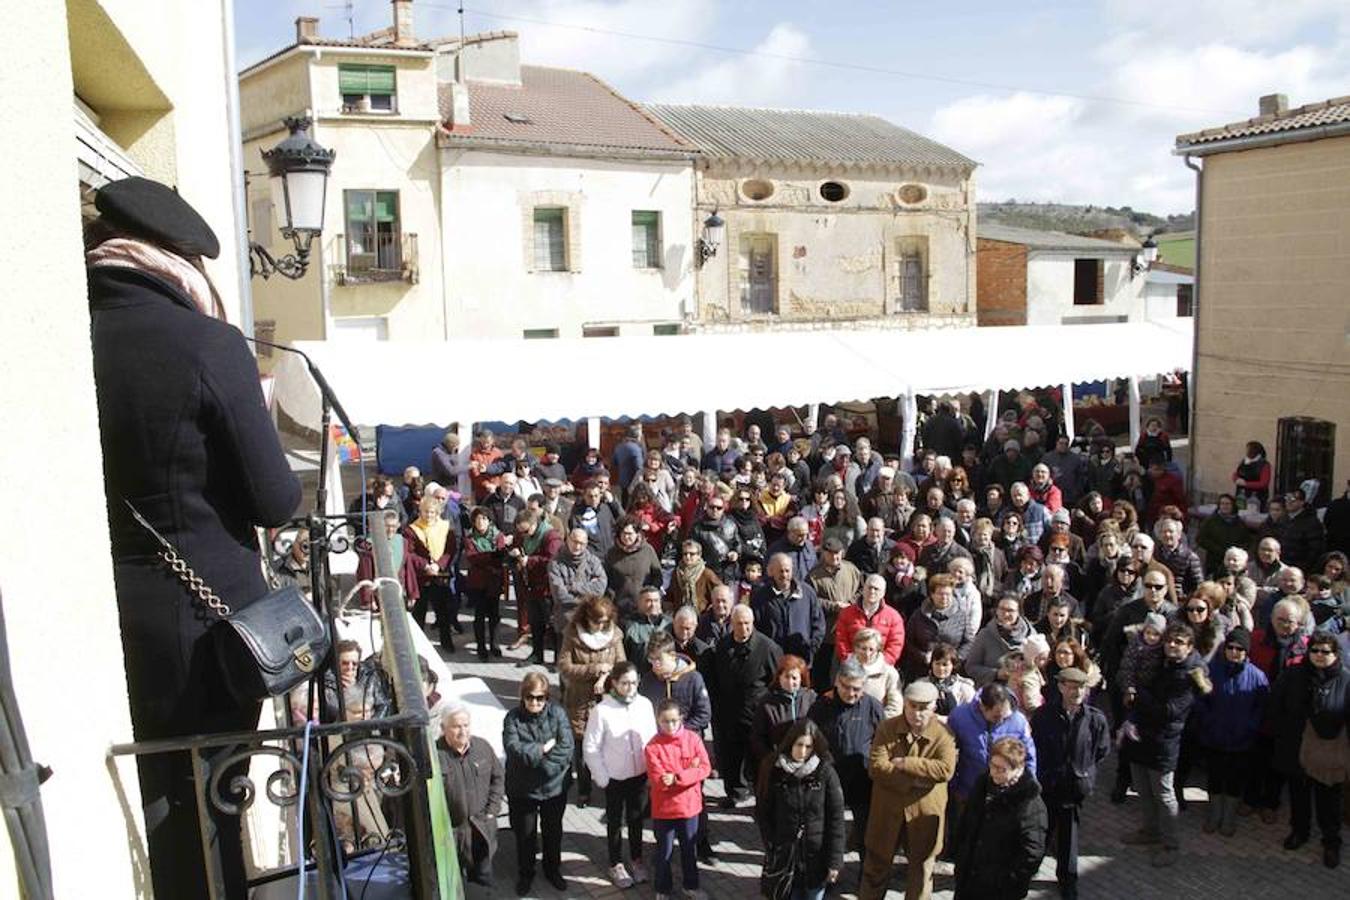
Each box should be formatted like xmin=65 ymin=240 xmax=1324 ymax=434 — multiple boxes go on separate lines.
xmin=631 ymin=210 xmax=662 ymax=268
xmin=344 ymin=190 xmax=400 ymax=271
xmin=339 ymin=64 xmax=396 ymax=113
xmin=533 ymin=207 xmax=567 ymax=271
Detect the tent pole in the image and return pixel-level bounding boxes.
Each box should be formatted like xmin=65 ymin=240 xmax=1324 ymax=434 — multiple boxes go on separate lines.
xmin=805 ymin=404 xmax=819 ymax=437
xmin=587 ymin=417 xmax=602 ymax=452
xmin=1061 ymin=382 xmax=1075 ymax=441
xmin=1128 ymin=377 xmax=1142 ymax=450
xmin=900 ymin=389 xmax=918 ymax=471
xmin=984 ymin=390 xmax=998 ymax=440
xmin=456 ymin=421 xmax=472 ymax=498
xmin=701 ymin=410 xmax=717 ymax=455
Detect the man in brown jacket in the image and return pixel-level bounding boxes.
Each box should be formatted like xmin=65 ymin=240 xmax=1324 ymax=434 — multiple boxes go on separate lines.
xmin=860 ymin=680 xmax=957 ymax=900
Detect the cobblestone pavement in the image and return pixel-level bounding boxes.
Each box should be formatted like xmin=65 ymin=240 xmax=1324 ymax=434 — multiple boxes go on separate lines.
xmin=435 ymin=606 xmax=1343 ymax=899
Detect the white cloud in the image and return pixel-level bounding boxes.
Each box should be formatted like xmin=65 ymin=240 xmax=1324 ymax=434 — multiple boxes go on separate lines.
xmin=419 ymin=0 xmax=720 ymax=84
xmin=645 ymin=23 xmax=811 ymax=106
xmin=1102 ymin=0 xmax=1350 ymax=48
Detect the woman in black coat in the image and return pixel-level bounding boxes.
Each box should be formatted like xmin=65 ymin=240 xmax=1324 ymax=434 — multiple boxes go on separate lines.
xmin=1266 ymin=632 xmax=1350 ymax=867
xmin=87 ymin=178 xmax=301 ymax=899
xmin=755 ymin=719 xmax=845 ymax=900
xmin=952 ymin=736 xmax=1048 ymax=900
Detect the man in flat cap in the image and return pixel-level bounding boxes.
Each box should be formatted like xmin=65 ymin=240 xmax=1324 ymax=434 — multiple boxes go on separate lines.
xmin=1032 ymin=667 xmax=1112 ymax=900
xmin=860 ymin=680 xmax=957 ymax=900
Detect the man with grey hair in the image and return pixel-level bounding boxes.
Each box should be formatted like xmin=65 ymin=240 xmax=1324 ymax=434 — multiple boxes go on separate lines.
xmin=919 ymin=515 xmax=972 ymax=575
xmin=547 ymin=528 xmax=608 ymax=638
xmin=766 ymin=514 xmax=818 ymax=576
xmin=713 ymin=604 xmax=782 ymax=807
xmin=438 ymin=704 xmax=504 ymax=887
xmin=854 ymin=436 xmax=883 ymax=496
xmin=1130 ymin=532 xmax=1156 ymax=567
xmin=1255 ymin=566 xmax=1307 ymax=632
xmin=809 ymin=656 xmax=885 ymax=853
xmin=670 ymin=604 xmax=713 ymax=675
xmin=846 ymin=517 xmax=896 ymax=577
xmin=953 ymin=498 xmax=977 ymax=547
xmin=1153 ymin=517 xmax=1203 ymax=596
xmin=1008 ymin=481 xmax=1051 ymax=544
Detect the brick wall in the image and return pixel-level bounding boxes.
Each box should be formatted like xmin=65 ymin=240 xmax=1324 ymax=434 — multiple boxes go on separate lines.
xmin=976 ymin=238 xmax=1027 ymax=326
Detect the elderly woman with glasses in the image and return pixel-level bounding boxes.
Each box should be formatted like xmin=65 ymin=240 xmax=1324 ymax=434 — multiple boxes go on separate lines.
xmin=1266 ymin=631 xmax=1350 ymax=868
xmin=503 ymin=670 xmax=575 ymax=895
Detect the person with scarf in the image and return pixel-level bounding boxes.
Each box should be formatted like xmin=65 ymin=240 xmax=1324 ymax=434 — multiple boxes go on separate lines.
xmin=1232 ymin=440 xmax=1273 ymax=510
xmin=751 ymin=655 xmax=819 ymax=764
xmin=583 ymin=661 xmax=657 ymax=889
xmin=547 ymin=528 xmax=608 ymax=649
xmin=355 ymin=508 xmax=420 ymax=610
xmin=1265 ymin=631 xmax=1349 ymax=867
xmin=510 ymin=510 xmax=562 ymax=666
xmin=755 ymin=719 xmax=845 ymax=900
xmin=405 ymin=493 xmax=459 ymax=651
xmin=558 ymin=595 xmax=626 ymax=807
xmin=968 ymin=594 xmax=1035 ymax=686
xmin=504 ymin=672 xmax=573 ymax=895
xmin=460 ymin=506 xmax=507 ymax=659
xmin=666 ymin=540 xmax=723 ymax=614
xmin=951 ymin=736 xmax=1048 ymax=900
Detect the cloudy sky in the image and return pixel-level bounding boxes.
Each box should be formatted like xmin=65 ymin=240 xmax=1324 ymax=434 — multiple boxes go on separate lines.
xmin=235 ymin=0 xmax=1350 ymax=215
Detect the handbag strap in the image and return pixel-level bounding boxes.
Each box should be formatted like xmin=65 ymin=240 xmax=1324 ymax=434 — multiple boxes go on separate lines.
xmin=122 ymin=499 xmax=233 ymax=618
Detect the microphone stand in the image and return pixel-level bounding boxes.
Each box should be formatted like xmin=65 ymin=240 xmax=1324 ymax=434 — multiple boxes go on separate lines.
xmin=247 ymin=336 xmax=358 ymax=727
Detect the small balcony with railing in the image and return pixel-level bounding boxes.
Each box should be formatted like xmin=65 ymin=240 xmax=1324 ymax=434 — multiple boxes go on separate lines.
xmin=332 ymin=231 xmax=419 ymax=286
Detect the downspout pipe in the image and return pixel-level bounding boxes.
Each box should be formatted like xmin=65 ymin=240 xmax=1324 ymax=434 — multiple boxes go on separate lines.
xmin=1184 ymin=154 xmax=1203 ymax=499
xmin=221 ymin=0 xmax=253 ymax=337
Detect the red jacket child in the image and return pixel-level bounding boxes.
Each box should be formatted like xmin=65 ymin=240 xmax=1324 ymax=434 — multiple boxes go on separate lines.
xmin=644 ymin=725 xmax=711 ymax=820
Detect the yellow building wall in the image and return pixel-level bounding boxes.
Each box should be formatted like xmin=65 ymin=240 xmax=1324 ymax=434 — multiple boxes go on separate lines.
xmin=1192 ymin=134 xmax=1350 ymax=497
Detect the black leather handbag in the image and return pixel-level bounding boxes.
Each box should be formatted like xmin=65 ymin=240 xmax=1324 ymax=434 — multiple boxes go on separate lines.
xmin=124 ymin=500 xmax=330 ymax=702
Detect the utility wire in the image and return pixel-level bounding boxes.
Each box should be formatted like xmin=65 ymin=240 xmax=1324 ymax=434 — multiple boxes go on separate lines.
xmin=415 ymin=3 xmax=1248 ymax=118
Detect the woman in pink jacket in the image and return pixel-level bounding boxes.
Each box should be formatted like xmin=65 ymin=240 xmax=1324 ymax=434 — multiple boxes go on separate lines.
xmin=644 ymin=698 xmax=712 ymax=900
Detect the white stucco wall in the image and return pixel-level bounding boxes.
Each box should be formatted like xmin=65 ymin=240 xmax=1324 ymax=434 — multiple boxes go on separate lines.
xmin=440 ymin=149 xmax=696 ymax=337
xmin=1025 ymin=252 xmax=1144 ymax=325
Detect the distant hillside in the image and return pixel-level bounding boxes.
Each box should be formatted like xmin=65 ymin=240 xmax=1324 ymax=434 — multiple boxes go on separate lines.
xmin=979 ymin=201 xmax=1195 ymax=237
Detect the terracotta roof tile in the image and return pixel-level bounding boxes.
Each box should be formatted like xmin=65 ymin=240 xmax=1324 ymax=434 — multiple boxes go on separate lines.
xmin=1175 ymin=95 xmax=1350 ymax=148
xmin=440 ymin=66 xmax=694 ymax=156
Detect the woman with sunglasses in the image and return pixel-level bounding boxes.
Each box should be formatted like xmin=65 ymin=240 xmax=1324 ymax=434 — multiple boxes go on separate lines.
xmin=1266 ymin=632 xmax=1349 ymax=868
xmin=503 ymin=671 xmax=574 ymax=894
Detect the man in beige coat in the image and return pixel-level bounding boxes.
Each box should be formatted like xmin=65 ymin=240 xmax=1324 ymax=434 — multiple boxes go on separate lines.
xmin=860 ymin=681 xmax=957 ymax=900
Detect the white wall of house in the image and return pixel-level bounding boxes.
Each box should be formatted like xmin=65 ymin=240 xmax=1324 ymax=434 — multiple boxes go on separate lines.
xmin=1025 ymin=252 xmax=1144 ymax=325
xmin=439 ymin=150 xmax=696 ymax=337
xmin=1143 ymin=280 xmax=1185 ymax=320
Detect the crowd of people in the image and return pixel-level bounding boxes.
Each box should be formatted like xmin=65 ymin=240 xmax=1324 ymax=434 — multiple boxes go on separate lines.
xmin=369 ymin=402 xmax=1350 ymax=899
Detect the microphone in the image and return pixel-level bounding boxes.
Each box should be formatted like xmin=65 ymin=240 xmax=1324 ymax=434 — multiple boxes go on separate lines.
xmin=244 ymin=335 xmax=359 ymax=440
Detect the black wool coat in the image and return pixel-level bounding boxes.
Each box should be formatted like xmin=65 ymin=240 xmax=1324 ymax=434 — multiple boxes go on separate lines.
xmin=952 ymin=770 xmax=1048 ymax=900
xmin=89 ymin=265 xmax=301 ymax=740
xmin=756 ymin=758 xmax=846 ymax=893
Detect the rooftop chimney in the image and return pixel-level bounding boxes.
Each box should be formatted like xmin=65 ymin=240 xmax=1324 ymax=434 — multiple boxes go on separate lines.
xmin=1259 ymin=93 xmax=1288 ymax=117
xmin=392 ymin=0 xmax=415 ymax=47
xmin=295 ymin=16 xmax=318 ymax=43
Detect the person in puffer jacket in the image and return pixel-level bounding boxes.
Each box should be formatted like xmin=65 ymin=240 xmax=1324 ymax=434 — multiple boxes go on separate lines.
xmin=645 ymin=699 xmax=713 ymax=900
xmin=502 ymin=672 xmax=574 ymax=896
xmin=750 ymin=654 xmax=818 ymax=763
xmin=754 ymin=719 xmax=846 ymax=899
xmin=1194 ymin=626 xmax=1268 ymax=837
xmin=584 ymin=661 xmax=657 ymax=889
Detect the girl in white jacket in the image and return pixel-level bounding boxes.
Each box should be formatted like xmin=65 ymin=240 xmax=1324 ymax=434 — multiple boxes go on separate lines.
xmin=584 ymin=660 xmax=657 ymax=888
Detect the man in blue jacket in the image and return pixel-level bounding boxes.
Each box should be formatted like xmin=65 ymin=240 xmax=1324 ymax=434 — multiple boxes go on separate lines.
xmin=1032 ymin=668 xmax=1111 ymax=900
xmin=751 ymin=553 xmax=826 ymax=663
xmin=948 ymin=682 xmax=1037 ymax=804
xmin=611 ymin=424 xmax=646 ymax=505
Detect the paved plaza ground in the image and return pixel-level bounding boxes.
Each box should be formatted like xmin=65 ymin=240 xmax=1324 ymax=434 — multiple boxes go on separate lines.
xmin=437 ymin=601 xmax=1343 ymax=899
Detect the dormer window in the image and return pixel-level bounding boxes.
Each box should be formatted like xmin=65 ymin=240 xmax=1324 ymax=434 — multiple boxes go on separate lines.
xmin=339 ymin=64 xmax=396 ymax=114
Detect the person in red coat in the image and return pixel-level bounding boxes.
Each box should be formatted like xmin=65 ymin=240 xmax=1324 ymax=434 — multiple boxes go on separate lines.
xmin=1030 ymin=463 xmax=1065 ymax=513
xmin=404 ymin=494 xmax=458 ymax=650
xmin=509 ymin=509 xmax=563 ymax=666
xmin=645 ymin=699 xmax=712 ymax=899
xmin=1143 ymin=461 xmax=1188 ymax=528
xmin=835 ymin=574 xmax=905 ymax=665
xmin=354 ymin=508 xmax=420 ymax=610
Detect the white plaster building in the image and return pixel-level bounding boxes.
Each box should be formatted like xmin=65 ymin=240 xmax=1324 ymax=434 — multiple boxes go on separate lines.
xmin=976 ymin=224 xmax=1187 ymax=326
xmin=240 ymin=11 xmax=698 ymax=351
xmin=645 ymin=104 xmax=978 ymax=331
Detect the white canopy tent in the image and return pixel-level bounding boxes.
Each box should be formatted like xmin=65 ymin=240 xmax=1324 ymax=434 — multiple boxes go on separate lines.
xmin=273 ymin=319 xmax=1193 ymax=488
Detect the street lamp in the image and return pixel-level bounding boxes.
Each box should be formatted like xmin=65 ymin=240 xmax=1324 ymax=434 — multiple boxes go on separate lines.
xmin=696 ymin=210 xmax=725 ymax=266
xmin=1131 ymin=235 xmax=1159 ymax=278
xmin=251 ymin=115 xmax=336 ymax=280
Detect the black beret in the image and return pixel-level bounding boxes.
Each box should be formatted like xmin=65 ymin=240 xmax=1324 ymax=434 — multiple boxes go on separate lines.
xmin=95 ymin=177 xmax=220 ymax=259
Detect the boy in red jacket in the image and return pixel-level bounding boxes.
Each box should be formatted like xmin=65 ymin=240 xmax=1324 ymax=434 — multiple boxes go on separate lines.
xmin=645 ymin=699 xmax=712 ymax=900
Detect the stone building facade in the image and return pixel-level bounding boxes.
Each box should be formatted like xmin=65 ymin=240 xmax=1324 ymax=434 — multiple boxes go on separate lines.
xmin=646 ymin=105 xmax=978 ymax=332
